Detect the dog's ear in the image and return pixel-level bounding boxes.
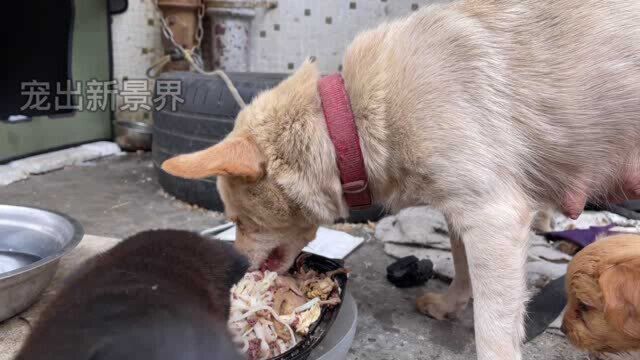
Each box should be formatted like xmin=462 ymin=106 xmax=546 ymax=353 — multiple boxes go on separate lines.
xmin=161 ymin=136 xmax=265 ymax=181
xmin=568 ymin=272 xmax=602 ymax=309
xmin=600 ymin=258 xmax=640 ymax=339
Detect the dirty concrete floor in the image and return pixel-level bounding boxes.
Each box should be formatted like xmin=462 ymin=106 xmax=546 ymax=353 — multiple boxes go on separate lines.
xmin=1 ymin=154 xmax=586 ymax=360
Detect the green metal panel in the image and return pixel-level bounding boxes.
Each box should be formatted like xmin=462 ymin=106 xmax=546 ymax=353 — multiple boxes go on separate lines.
xmin=0 ymin=0 xmax=112 ymax=162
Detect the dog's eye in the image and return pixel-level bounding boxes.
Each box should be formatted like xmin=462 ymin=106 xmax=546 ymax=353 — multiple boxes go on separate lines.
xmin=578 ymin=302 xmax=591 ymax=312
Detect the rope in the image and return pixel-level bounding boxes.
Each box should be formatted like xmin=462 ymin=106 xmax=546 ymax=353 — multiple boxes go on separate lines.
xmin=147 ymin=49 xmax=246 ymax=109
xmin=183 ymin=50 xmax=247 ymax=109
xmin=146 ymin=54 xmax=172 ymax=79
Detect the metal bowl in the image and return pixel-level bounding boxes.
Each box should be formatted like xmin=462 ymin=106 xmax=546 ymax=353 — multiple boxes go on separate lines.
xmin=0 ymin=205 xmax=83 ymax=322
xmin=114 ymin=120 xmax=153 ymax=151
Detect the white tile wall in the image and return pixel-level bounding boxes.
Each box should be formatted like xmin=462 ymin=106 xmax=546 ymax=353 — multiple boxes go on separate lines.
xmin=112 ymin=0 xmax=163 ymax=81
xmin=109 ymin=0 xmax=450 ymax=121
xmin=111 ymin=0 xmax=163 ymax=121
xmin=247 ymin=0 xmax=450 ymax=73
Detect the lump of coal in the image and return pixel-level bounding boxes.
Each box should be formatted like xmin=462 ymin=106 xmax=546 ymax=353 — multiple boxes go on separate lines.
xmin=386 ymin=255 xmax=434 ymax=288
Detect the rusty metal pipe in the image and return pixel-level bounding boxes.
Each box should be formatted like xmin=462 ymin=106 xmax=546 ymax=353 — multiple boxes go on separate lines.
xmin=158 ymin=0 xmax=201 ymax=71
xmin=206 ymin=0 xmax=277 ymax=71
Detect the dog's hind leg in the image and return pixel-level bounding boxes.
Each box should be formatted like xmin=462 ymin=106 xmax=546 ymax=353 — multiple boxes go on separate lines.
xmin=447 ymin=191 xmax=532 ymax=360
xmin=416 ymin=217 xmax=472 ymax=320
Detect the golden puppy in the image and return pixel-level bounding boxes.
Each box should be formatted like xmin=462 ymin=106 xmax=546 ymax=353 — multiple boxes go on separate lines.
xmin=562 ymin=234 xmax=640 ymax=354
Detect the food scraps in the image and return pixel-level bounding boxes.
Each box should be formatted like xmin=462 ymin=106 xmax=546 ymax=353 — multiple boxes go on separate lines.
xmin=228 ymin=267 xmax=346 ymax=360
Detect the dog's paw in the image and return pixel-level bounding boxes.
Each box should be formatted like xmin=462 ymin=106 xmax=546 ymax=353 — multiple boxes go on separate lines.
xmin=416 ymin=292 xmax=467 ymax=320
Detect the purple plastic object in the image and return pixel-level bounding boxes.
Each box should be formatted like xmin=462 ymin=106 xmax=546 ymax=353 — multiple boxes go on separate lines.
xmin=544 ymin=224 xmax=616 ymax=248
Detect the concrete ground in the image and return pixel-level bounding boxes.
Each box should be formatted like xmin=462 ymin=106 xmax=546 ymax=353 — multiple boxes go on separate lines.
xmin=1 ymin=153 xmax=586 ymax=360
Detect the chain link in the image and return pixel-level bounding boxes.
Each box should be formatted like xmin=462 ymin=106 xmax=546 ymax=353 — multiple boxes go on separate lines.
xmin=147 ymin=0 xmax=247 ymax=109
xmin=153 ymin=0 xmax=182 ymax=52
xmin=153 ymin=0 xmax=277 ymax=53
xmin=195 ymin=0 xmax=206 ymax=51
xmin=152 ymin=0 xmax=204 ymax=54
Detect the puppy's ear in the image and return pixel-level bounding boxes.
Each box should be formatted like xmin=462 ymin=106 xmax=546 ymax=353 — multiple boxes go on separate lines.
xmin=568 ymin=273 xmax=602 ymax=309
xmin=600 ymin=259 xmax=640 ymax=339
xmin=161 ymin=136 xmax=265 ymax=181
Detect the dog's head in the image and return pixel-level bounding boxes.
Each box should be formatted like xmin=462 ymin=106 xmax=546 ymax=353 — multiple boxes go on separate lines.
xmin=562 ymin=234 xmax=640 ymax=353
xmin=161 ymin=60 xmax=347 ymax=273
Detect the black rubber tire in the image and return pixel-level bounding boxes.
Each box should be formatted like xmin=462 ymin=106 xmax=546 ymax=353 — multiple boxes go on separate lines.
xmin=152 ymin=71 xmax=385 ymax=222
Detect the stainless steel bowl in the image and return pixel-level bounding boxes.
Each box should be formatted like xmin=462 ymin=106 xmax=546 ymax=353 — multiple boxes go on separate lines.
xmin=114 ymin=120 xmax=153 ymax=151
xmin=0 ymin=205 xmax=83 ymax=322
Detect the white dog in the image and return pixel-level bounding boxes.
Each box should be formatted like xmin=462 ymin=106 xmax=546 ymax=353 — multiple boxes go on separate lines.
xmin=163 ymin=0 xmax=640 ymax=358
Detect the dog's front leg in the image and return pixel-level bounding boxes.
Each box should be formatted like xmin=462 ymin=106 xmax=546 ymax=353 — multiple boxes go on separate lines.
xmin=450 ymin=195 xmax=532 ymax=360
xmin=416 ymin=217 xmax=472 ymax=319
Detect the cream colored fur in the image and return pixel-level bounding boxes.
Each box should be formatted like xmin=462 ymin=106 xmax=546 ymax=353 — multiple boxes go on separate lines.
xmin=162 ymin=1 xmax=640 ymax=358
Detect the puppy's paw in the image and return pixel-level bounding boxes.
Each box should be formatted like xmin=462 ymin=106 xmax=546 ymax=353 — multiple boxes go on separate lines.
xmin=416 ymin=292 xmax=467 ymax=320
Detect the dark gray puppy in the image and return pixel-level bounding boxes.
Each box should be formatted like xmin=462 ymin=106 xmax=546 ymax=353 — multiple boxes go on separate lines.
xmin=16 ymin=229 xmax=248 ymax=360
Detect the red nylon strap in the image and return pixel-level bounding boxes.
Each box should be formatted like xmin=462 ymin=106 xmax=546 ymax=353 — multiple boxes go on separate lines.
xmin=318 ymin=74 xmax=372 ymax=209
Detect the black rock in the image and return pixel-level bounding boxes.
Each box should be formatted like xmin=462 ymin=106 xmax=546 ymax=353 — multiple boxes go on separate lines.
xmin=386 ymin=255 xmax=434 ymax=288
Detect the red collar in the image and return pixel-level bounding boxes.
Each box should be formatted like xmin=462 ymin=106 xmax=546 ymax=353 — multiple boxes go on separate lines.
xmin=318 ymin=74 xmax=372 ymax=209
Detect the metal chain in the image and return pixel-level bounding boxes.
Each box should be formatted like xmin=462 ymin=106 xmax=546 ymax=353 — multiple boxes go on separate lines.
xmin=152 ymin=0 xmax=182 ymax=52
xmin=147 ymin=0 xmax=247 ymax=108
xmin=152 ymin=0 xmax=206 ymax=61
xmin=152 ymin=0 xmax=276 ymax=60
xmin=194 ymin=0 xmax=206 ymax=51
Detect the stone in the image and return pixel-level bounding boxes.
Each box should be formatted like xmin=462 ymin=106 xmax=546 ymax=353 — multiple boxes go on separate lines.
xmin=376 ymin=206 xmax=450 ymax=250
xmin=386 ymin=256 xmax=434 ymax=288
xmin=1 ymin=142 xmax=123 ymax=187
xmin=0 ymin=166 xmax=28 ymax=186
